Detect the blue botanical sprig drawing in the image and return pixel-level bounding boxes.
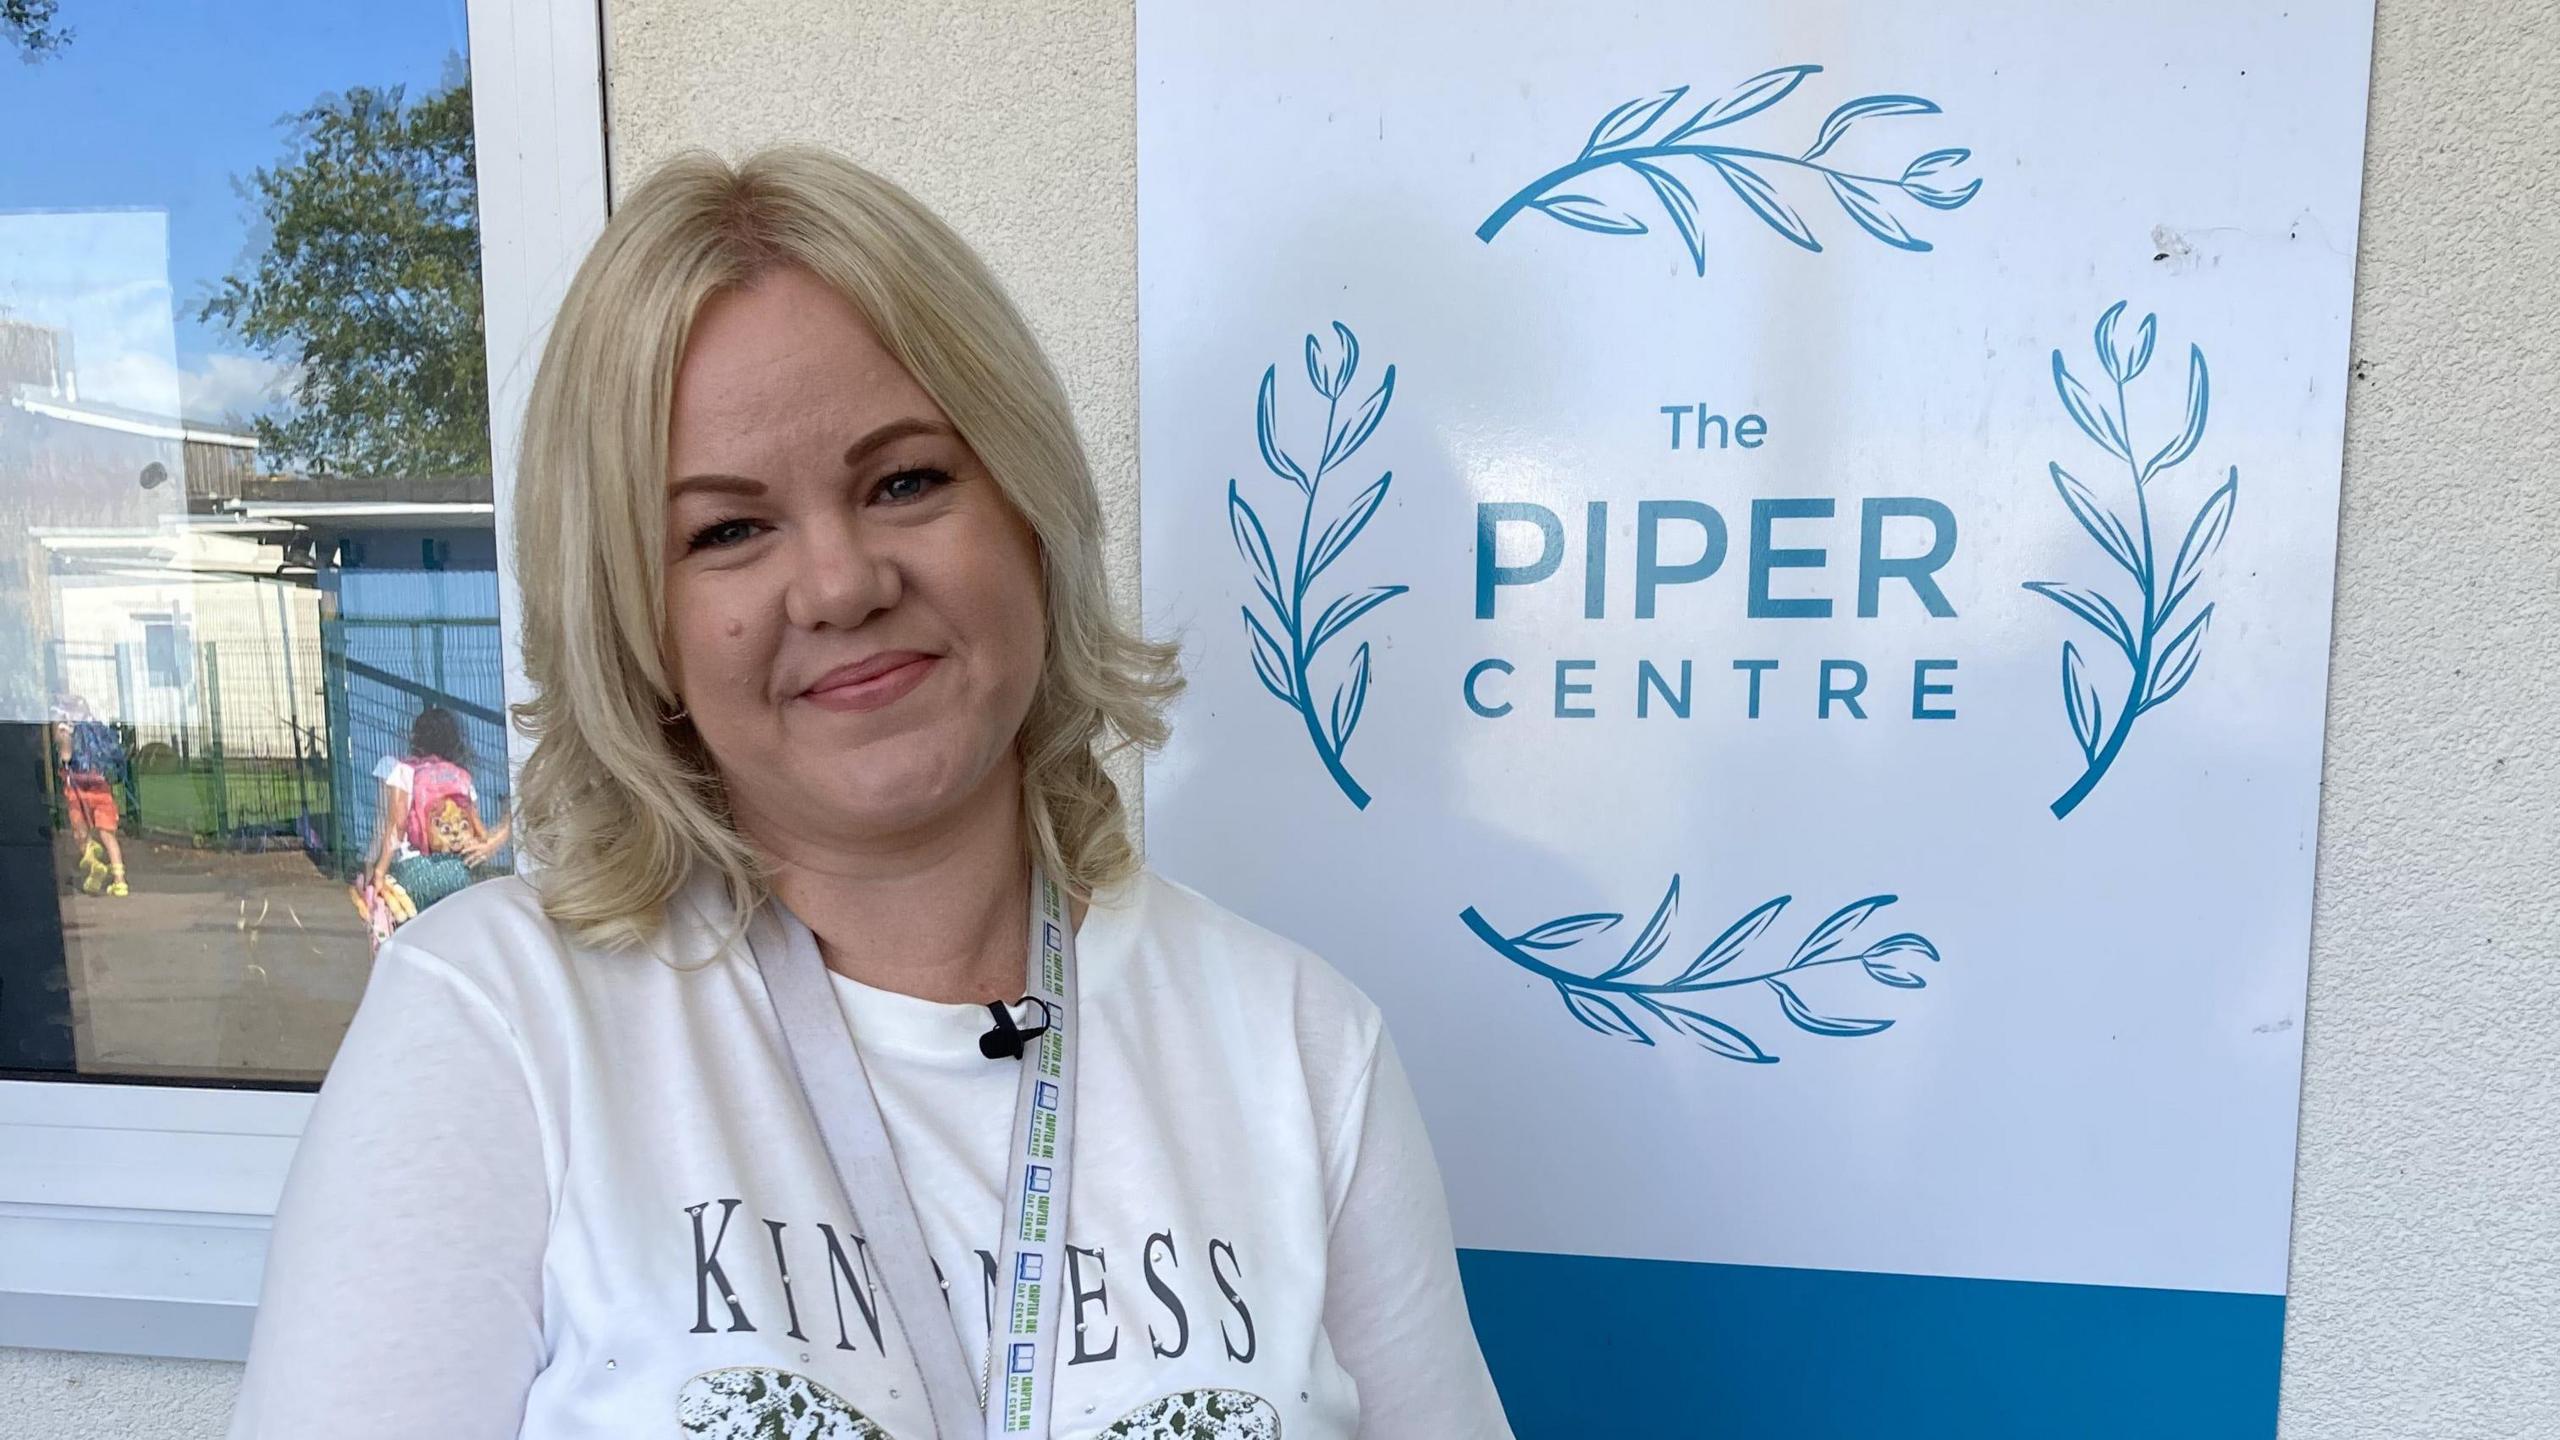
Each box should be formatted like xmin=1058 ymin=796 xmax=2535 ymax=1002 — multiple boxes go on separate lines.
xmin=1228 ymin=323 xmax=1406 ymax=810
xmin=1461 ymin=877 xmax=1940 ymax=1063
xmin=2027 ymin=303 xmax=2240 ymax=819
xmin=1475 ymin=65 xmax=1980 ymax=274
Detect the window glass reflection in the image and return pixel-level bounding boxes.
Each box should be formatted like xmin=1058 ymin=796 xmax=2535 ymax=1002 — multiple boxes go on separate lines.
xmin=1 ymin=2 xmax=502 ymax=1086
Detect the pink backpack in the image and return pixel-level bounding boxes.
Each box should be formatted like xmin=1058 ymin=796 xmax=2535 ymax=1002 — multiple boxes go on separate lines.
xmin=402 ymin=757 xmax=480 ymax=854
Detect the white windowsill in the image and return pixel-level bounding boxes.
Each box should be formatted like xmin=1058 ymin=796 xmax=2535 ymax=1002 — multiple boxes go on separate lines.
xmin=0 ymin=1081 xmax=309 ymax=1361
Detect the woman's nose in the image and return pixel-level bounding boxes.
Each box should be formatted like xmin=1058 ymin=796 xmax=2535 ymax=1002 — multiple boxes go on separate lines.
xmin=782 ymin=515 xmax=901 ymax=631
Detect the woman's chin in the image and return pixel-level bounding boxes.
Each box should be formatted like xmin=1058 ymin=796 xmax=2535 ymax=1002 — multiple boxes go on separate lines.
xmin=790 ymin=751 xmax=997 ymax=839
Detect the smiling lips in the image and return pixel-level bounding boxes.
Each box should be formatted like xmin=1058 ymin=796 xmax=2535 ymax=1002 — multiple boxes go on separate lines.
xmin=799 ymin=652 xmax=939 ymax=712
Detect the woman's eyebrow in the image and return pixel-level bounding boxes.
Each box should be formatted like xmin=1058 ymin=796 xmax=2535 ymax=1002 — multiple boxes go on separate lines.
xmin=842 ymin=416 xmax=953 ymax=468
xmin=669 ymin=417 xmax=956 ymax=499
xmin=668 ymin=473 xmax=766 ymax=500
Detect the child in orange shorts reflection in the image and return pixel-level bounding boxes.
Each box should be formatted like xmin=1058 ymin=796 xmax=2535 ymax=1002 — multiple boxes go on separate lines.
xmin=52 ymin=695 xmax=129 ymax=897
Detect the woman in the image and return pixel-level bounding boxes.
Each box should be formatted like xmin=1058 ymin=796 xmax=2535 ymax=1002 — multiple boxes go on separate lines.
xmin=232 ymin=148 xmax=1512 ymax=1439
xmin=357 ymin=704 xmax=511 ymax=932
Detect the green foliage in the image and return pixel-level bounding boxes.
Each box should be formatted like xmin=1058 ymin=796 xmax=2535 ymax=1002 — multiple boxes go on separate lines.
xmin=4 ymin=0 xmax=71 ymax=61
xmin=202 ymin=80 xmax=490 ymax=478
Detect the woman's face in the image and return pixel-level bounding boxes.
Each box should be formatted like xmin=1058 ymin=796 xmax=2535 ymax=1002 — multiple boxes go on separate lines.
xmin=662 ymin=265 xmax=1046 ymax=854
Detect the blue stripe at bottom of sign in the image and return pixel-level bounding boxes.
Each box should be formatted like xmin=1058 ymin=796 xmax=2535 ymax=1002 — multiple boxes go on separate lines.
xmin=1457 ymin=1249 xmax=2284 ymax=1439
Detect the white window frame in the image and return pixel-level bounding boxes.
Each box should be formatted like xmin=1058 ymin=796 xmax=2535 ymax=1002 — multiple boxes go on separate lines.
xmin=0 ymin=0 xmax=608 ymax=1363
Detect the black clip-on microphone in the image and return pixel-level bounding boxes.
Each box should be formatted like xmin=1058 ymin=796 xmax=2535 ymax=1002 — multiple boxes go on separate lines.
xmin=978 ymin=997 xmax=1055 ymax=1060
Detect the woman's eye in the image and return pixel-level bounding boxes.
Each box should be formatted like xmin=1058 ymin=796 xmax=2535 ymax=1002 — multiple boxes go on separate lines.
xmin=877 ymin=466 xmax=953 ymax=504
xmin=686 ymin=517 xmax=761 ymax=551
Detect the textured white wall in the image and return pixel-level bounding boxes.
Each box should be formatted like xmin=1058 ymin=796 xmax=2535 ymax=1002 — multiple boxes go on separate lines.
xmin=2279 ymin=0 xmax=2560 ymax=1432
xmin=11 ymin=0 xmax=2553 ymax=1433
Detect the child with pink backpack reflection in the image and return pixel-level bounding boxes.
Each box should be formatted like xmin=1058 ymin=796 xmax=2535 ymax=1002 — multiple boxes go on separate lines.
xmin=352 ymin=705 xmax=511 ymax=949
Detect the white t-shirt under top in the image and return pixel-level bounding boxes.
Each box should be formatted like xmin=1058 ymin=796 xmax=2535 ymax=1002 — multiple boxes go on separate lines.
xmin=230 ymin=863 xmax=1513 ymax=1439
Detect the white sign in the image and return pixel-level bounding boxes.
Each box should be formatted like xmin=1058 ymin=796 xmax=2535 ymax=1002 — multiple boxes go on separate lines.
xmin=1138 ymin=3 xmax=2373 ymax=1432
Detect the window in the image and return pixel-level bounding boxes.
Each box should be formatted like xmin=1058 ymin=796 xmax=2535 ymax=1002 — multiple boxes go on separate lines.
xmin=0 ymin=0 xmax=606 ymax=1358
xmin=141 ymin=616 xmax=190 ymax=688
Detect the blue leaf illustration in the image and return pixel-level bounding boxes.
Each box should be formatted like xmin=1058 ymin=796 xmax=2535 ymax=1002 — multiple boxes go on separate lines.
xmin=1480 ymin=65 xmax=1976 ymax=267
xmin=2161 ymin=470 xmax=2239 ymax=620
xmin=1901 ymin=146 xmax=1971 ymax=181
xmin=1666 ymin=64 xmax=1821 ymax=140
xmin=1802 ymin=93 xmax=1938 ymax=162
xmin=1583 ymin=86 xmax=1690 ymax=158
xmin=1769 ymin=979 xmax=1893 ymax=1037
xmin=1255 ymin=368 xmax=1306 ymax=489
xmin=1863 ymin=956 xmax=1930 ymax=988
xmin=2143 ymin=345 xmax=2211 ymax=481
xmin=2024 ymin=580 xmax=2138 ymax=661
xmin=1824 ymin=173 xmax=1927 ymax=251
xmin=1671 ymin=894 xmax=1790 ymax=985
xmin=1466 ymin=881 xmax=1940 ymax=1064
xmin=2050 ymin=352 xmax=2131 ymax=460
xmin=1906 ymin=177 xmax=1982 ymax=210
xmin=1320 ymin=367 xmax=1398 ymax=475
xmin=2095 ymin=301 xmax=2129 ymax=383
xmin=1559 ymin=983 xmax=1654 ymax=1044
xmin=1862 ymin=932 xmax=1942 ymax=964
xmin=1306 ymin=584 xmax=1407 ymax=658
xmin=1515 ymin=911 xmax=1621 ymax=950
xmin=2124 ymin=313 xmax=2159 ymax=382
xmin=2047 ymin=463 xmax=2143 ymax=577
xmin=1634 ymin=995 xmax=1776 ymax=1063
xmin=2063 ymin=640 xmax=2103 ymax=761
xmin=1227 ymin=481 xmax=1284 ymax=612
xmin=1328 ymin=642 xmax=1372 ymax=754
xmin=2033 ymin=309 xmax=2239 ymax=819
xmin=1707 ymin=156 xmax=1821 ymax=253
xmin=1229 ymin=324 xmax=1406 ymax=810
xmin=1243 ymin=607 xmax=1294 ymax=706
xmin=1790 ymin=895 xmax=1895 ymax=966
xmin=1307 ymin=472 xmax=1395 ymax=581
xmin=1598 ymin=875 xmax=1680 ymax=982
xmin=2140 ymin=603 xmax=2214 ymax=715
xmin=1534 ymin=194 xmax=1649 ymax=235
xmin=1626 ymin=159 xmax=1708 ymax=275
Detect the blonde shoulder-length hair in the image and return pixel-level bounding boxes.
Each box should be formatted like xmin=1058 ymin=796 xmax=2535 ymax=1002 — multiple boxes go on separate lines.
xmin=508 ymin=145 xmax=1181 ymax=953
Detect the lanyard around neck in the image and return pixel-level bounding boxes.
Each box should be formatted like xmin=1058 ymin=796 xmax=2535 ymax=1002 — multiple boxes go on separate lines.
xmin=751 ymin=863 xmax=1079 ymax=1440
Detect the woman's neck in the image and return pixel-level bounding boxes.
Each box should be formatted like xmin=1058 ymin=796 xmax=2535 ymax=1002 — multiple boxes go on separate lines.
xmin=749 ymin=762 xmax=1038 ymax=1006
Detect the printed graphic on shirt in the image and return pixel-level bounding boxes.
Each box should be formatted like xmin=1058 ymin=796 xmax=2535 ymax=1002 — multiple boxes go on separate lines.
xmin=1101 ymin=1388 xmax=1282 ymax=1438
xmin=675 ymin=1371 xmax=1281 ymax=1440
xmin=677 ymin=1366 xmax=891 ymax=1438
